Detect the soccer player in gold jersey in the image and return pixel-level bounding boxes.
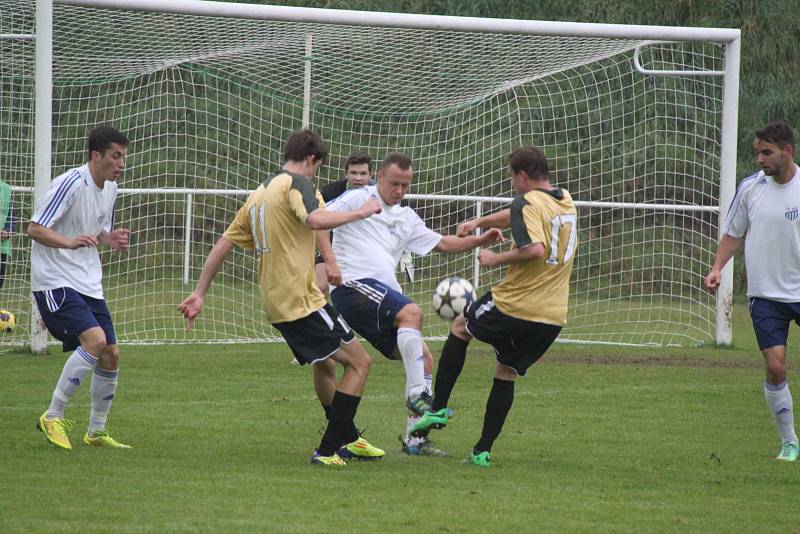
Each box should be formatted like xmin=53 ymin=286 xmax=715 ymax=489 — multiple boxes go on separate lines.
xmin=413 ymin=145 xmax=578 ymax=467
xmin=179 ymin=129 xmax=383 ymax=466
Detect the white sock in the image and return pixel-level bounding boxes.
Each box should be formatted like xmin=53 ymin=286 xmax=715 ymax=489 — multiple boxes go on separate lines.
xmin=764 ymin=381 xmax=798 ymax=445
xmin=424 ymin=373 xmax=433 ymax=393
xmin=397 ymin=327 xmax=425 ymax=400
xmin=47 ymin=347 xmax=97 ymax=419
xmin=88 ymin=367 xmax=119 ymax=435
xmin=405 ymin=414 xmax=422 ymax=446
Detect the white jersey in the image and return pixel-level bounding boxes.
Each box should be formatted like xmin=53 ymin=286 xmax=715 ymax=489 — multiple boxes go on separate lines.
xmin=31 ymin=164 xmax=117 ymax=298
xmin=326 ymin=185 xmax=442 ymax=292
xmin=722 ymin=165 xmax=800 ymax=302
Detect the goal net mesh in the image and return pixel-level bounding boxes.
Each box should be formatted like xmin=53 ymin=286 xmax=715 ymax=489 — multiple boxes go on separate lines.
xmin=0 ymin=0 xmax=725 ymax=347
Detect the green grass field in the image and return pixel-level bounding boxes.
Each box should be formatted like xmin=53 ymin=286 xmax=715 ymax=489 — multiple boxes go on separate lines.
xmin=1 ymin=301 xmax=799 ymax=532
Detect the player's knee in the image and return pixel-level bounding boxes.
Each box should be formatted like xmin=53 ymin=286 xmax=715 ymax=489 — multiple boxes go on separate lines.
xmin=81 ymin=332 xmax=108 ymax=357
xmin=396 ymin=303 xmax=423 ymax=329
xmin=450 ymin=314 xmax=469 ymax=340
xmin=349 ymin=348 xmax=372 ymax=376
xmin=765 ymin=360 xmax=787 ymax=382
xmin=99 ymin=344 xmax=120 ymax=369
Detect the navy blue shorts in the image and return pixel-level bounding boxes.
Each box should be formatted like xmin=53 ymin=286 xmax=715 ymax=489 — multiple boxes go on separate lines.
xmin=464 ymin=291 xmax=561 ymax=376
xmin=330 ymin=278 xmax=413 ymax=359
xmin=33 ymin=287 xmax=117 ymax=352
xmin=748 ymin=297 xmax=800 ymax=350
xmin=273 ymin=304 xmax=355 ymax=364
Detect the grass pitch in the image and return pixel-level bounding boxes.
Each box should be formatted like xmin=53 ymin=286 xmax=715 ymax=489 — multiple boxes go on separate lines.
xmin=1 ymin=302 xmax=799 ymax=532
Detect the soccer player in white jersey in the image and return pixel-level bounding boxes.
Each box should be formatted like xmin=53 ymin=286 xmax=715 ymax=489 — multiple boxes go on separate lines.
xmin=29 ymin=126 xmax=131 ymax=450
xmin=325 ymin=152 xmax=504 ymax=456
xmin=705 ymin=120 xmax=800 ymax=462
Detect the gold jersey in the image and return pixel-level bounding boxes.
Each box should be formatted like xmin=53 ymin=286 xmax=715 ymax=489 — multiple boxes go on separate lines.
xmin=492 ymin=188 xmax=577 ymax=325
xmin=223 ymin=171 xmax=326 ymax=323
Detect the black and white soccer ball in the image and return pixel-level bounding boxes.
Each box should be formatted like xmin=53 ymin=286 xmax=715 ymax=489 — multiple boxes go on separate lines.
xmin=432 ymin=277 xmax=476 ymax=321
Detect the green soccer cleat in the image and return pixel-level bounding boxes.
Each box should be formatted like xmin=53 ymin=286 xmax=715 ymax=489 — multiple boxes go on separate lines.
xmin=83 ymin=430 xmax=132 ymax=449
xmin=37 ymin=412 xmax=74 ymax=450
xmin=311 ymin=451 xmax=347 ymax=466
xmin=776 ymin=441 xmax=799 ymax=462
xmin=338 ymin=437 xmax=385 ymax=460
xmin=465 ymin=450 xmax=491 ymax=467
xmin=410 ymin=408 xmax=450 ymax=437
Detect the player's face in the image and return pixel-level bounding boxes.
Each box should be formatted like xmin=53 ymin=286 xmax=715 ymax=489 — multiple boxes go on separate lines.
xmin=345 ymin=163 xmax=371 ymax=188
xmin=91 ymin=142 xmax=127 ymax=182
xmin=377 ymin=163 xmax=413 ymax=205
xmin=508 ymin=166 xmax=527 ymax=193
xmin=753 ymin=138 xmax=791 ymax=177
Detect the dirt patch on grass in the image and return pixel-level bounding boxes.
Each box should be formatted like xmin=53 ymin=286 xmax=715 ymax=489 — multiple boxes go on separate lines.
xmin=546 ymin=354 xmax=759 ymax=369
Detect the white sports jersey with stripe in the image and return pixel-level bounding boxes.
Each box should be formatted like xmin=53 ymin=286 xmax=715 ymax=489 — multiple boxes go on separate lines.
xmin=31 ymin=164 xmax=117 ymax=298
xmin=723 ymin=165 xmax=800 ymax=301
xmin=326 ymin=185 xmax=442 ymax=292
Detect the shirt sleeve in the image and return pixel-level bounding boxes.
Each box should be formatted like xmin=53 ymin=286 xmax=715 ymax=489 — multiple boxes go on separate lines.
xmin=222 ymin=193 xmax=257 ymax=250
xmin=721 ymin=180 xmax=751 ymax=238
xmin=510 ymin=196 xmax=546 ymax=248
xmin=288 ymin=176 xmax=321 ymax=224
xmin=31 ymin=172 xmax=84 ymax=228
xmin=325 ymin=188 xmax=362 ymax=213
xmin=404 ymin=210 xmax=443 ymax=255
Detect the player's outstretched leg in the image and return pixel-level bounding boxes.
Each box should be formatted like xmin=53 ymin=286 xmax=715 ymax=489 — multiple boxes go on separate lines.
xmin=430 ymin=331 xmax=470 ymax=413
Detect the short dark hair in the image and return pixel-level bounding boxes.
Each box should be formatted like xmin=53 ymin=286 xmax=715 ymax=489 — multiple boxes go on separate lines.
xmin=381 ymin=152 xmax=412 ymax=171
xmin=283 ymin=129 xmax=328 ymax=164
xmin=755 ymin=121 xmax=795 ymax=151
xmin=345 ymin=150 xmax=372 ymax=172
xmin=87 ymin=126 xmax=128 ymax=158
xmin=507 ymin=145 xmax=549 ymax=180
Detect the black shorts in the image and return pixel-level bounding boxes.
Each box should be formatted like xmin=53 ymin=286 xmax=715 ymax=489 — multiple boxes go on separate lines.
xmin=273 ymin=304 xmax=355 ymax=365
xmin=464 ymin=291 xmax=561 ymax=376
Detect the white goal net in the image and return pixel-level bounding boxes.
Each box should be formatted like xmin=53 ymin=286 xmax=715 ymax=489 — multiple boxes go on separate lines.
xmin=0 ymin=0 xmax=739 ymax=348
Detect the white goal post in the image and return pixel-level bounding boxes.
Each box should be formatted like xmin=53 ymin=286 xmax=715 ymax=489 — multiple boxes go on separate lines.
xmin=0 ymin=0 xmax=740 ymax=350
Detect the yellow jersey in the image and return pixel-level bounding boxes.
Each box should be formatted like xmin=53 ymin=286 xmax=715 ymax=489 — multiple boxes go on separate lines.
xmin=223 ymin=171 xmax=326 ymax=323
xmin=492 ymin=188 xmax=577 ymax=325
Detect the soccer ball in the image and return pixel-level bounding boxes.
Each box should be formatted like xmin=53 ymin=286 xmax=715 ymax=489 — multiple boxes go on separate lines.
xmin=0 ymin=309 xmax=16 ymax=333
xmin=432 ymin=277 xmax=476 ymax=321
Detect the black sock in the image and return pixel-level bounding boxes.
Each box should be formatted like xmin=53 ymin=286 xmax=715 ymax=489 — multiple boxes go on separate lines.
xmin=317 ymin=391 xmax=361 ymax=456
xmin=474 ymin=378 xmax=515 ymax=454
xmin=431 ymin=333 xmax=469 ymax=412
xmin=322 ymin=404 xmax=332 ymax=420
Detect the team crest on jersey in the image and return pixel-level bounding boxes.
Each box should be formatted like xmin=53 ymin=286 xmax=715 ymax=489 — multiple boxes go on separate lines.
xmin=387 ymin=223 xmax=398 ymax=236
xmin=786 ymin=207 xmax=799 ymax=221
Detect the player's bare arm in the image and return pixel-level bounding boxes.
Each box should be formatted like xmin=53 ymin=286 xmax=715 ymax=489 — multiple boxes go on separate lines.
xmin=456 ymin=208 xmax=511 ymax=237
xmin=478 ymin=242 xmax=545 ymax=268
xmin=97 ymin=228 xmax=131 ymax=250
xmin=704 ymin=234 xmax=742 ymax=293
xmin=315 ymin=229 xmax=341 ymax=285
xmin=178 ymin=236 xmax=235 ymax=329
xmin=435 ymin=227 xmax=506 ymax=253
xmin=305 ymin=198 xmax=381 ymax=230
xmin=27 ymin=221 xmax=98 ymax=249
